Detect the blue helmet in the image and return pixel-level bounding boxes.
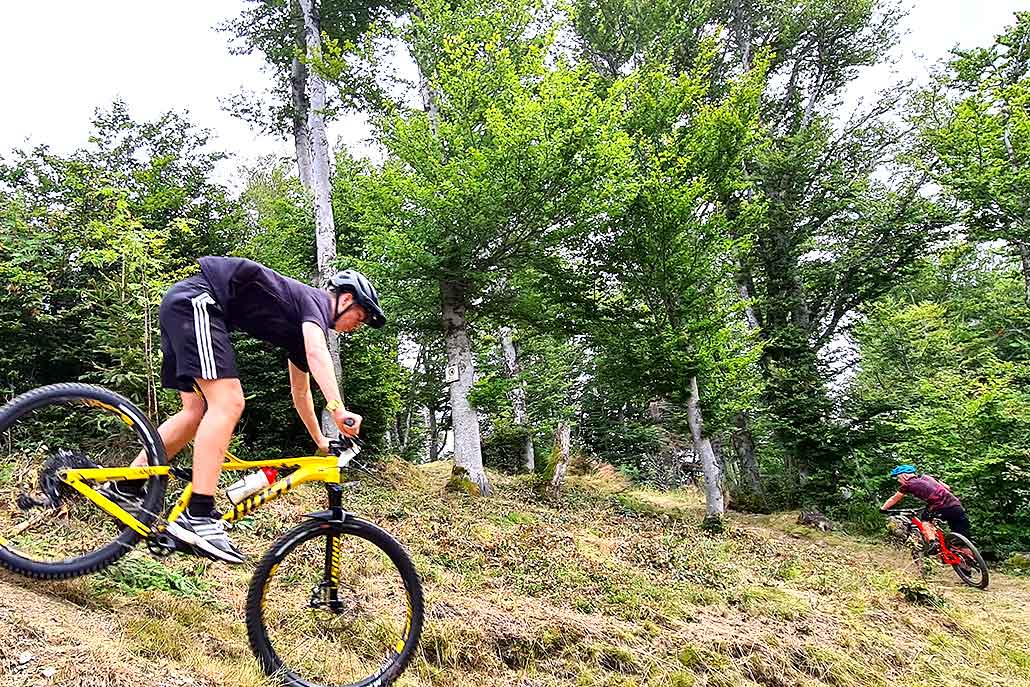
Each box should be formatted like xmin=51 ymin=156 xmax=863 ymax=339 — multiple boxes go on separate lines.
xmin=890 ymin=464 xmax=917 ymax=478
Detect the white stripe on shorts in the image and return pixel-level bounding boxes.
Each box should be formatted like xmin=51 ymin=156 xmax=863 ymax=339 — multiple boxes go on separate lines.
xmin=191 ymin=293 xmax=217 ymax=379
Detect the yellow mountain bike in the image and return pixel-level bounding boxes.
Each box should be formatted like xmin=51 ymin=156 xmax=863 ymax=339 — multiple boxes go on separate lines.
xmin=0 ymin=383 xmax=424 ymax=687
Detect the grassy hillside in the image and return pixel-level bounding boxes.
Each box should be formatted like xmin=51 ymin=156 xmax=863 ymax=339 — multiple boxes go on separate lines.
xmin=1 ymin=461 xmax=1028 ymax=687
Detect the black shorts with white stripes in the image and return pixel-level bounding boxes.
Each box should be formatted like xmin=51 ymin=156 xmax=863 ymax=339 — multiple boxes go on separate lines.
xmin=159 ymin=274 xmax=239 ymax=392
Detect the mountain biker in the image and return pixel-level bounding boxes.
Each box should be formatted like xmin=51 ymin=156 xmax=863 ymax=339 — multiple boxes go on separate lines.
xmin=879 ymin=464 xmax=971 ymax=539
xmin=99 ymin=257 xmax=385 ymax=564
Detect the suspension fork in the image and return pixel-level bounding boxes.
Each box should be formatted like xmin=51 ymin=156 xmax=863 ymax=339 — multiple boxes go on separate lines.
xmin=324 ymin=484 xmax=344 ymax=611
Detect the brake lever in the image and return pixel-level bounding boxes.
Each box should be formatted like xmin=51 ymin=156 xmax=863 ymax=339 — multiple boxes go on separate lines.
xmin=327 ymin=436 xmax=379 ymax=479
xmin=329 ymin=435 xmax=364 ymax=453
xmin=351 ymin=460 xmax=376 ymax=478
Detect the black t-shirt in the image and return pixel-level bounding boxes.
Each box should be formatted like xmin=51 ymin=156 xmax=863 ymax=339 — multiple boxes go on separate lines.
xmin=198 ymin=256 xmax=332 ymax=372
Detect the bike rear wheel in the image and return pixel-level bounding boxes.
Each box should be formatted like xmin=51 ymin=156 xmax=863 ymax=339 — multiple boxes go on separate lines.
xmin=0 ymin=384 xmax=167 ymax=579
xmin=946 ymin=533 xmax=989 ymax=590
xmin=246 ymin=516 xmax=424 ymax=687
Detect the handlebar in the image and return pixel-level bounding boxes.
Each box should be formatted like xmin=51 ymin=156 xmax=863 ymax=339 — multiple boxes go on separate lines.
xmin=882 ymin=508 xmax=923 ymax=517
xmin=328 ymin=435 xmax=377 ymax=477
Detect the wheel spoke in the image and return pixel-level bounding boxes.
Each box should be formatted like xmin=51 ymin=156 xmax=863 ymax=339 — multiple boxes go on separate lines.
xmin=0 ymin=384 xmax=166 ymax=578
xmin=247 ymin=520 xmax=422 ymax=687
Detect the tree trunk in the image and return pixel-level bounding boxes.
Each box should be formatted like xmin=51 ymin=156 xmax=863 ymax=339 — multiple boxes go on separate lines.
xmin=440 ymin=280 xmax=490 ymax=495
xmin=687 ymin=375 xmax=725 ymax=518
xmin=300 ymin=0 xmax=342 ymax=438
xmin=549 ymin=421 xmax=571 ymax=494
xmin=396 ymin=341 xmax=426 ymax=456
xmin=301 ymin=0 xmax=336 ymax=281
xmin=425 ymin=406 xmax=439 ymax=462
xmin=499 ymin=326 xmax=534 ymax=472
xmin=730 ymin=265 xmax=766 ymax=499
xmin=1015 ymin=239 xmax=1030 ymax=310
xmin=1003 ymin=121 xmax=1030 ymax=308
xmin=291 ymin=52 xmax=313 ymax=188
xmin=289 ymin=0 xmax=313 ymax=189
xmin=711 ymin=436 xmax=733 ymax=510
xmin=735 ymin=265 xmax=761 ymax=331
xmin=732 ymin=411 xmax=764 ymax=497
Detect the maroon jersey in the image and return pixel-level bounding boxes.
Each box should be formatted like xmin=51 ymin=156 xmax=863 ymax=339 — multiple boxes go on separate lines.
xmin=900 ymin=475 xmax=961 ymax=511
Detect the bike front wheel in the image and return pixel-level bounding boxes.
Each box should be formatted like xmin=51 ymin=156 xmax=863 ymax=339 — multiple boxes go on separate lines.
xmin=946 ymin=533 xmax=989 ymax=590
xmin=246 ymin=516 xmax=424 ymax=687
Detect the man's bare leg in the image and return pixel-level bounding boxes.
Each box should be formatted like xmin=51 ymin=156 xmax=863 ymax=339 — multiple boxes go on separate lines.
xmin=190 ymin=378 xmax=244 ymax=495
xmin=165 ymin=377 xmax=246 ymax=564
xmin=101 ymin=391 xmax=207 ymax=504
xmin=128 ymin=391 xmax=206 ymax=467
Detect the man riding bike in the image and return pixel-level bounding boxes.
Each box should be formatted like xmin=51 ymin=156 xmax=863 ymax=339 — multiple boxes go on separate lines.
xmin=98 ymin=257 xmax=385 ymax=563
xmin=879 ymin=464 xmax=971 ymax=539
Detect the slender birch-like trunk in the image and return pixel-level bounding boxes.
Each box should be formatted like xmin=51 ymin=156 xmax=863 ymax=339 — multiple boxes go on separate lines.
xmin=424 ymin=406 xmax=438 ymax=462
xmin=289 ymin=0 xmax=313 ymax=189
xmin=300 ymin=0 xmax=343 ymax=438
xmin=1015 ymin=239 xmax=1030 ymax=310
xmin=291 ymin=56 xmax=313 ymax=188
xmin=687 ymin=376 xmax=725 ymax=518
xmin=499 ymin=326 xmax=534 ymax=472
xmin=300 ymin=0 xmax=337 ymax=282
xmin=549 ymin=421 xmax=571 ymax=494
xmin=730 ymin=259 xmax=765 ymax=499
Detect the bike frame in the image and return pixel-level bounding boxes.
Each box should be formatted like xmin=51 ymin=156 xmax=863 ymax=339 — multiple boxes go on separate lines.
xmin=908 ymin=515 xmax=962 ymax=566
xmin=59 ymin=449 xmax=357 ymax=538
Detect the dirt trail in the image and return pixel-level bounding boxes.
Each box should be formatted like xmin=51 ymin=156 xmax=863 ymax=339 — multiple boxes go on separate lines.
xmin=737 ymin=511 xmax=1030 ymax=627
xmin=0 ymin=572 xmax=210 ymax=687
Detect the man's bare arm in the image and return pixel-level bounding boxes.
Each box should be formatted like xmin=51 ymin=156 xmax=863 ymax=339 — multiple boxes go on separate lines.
xmin=289 ymin=360 xmax=326 ymax=450
xmin=881 ymin=491 xmax=905 ymax=511
xmin=302 ymin=322 xmax=362 ymax=436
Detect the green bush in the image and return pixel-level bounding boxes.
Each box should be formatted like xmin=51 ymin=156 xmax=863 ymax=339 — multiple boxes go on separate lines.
xmin=481 ymin=418 xmax=533 ymax=474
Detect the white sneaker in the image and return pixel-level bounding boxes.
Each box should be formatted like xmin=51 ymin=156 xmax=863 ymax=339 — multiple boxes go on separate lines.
xmin=166 ymin=511 xmax=246 ymax=564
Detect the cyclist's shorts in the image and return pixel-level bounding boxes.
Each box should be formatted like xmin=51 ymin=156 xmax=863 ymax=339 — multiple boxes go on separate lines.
xmin=933 ymin=505 xmax=971 ymax=539
xmin=159 ymin=275 xmax=239 ymax=392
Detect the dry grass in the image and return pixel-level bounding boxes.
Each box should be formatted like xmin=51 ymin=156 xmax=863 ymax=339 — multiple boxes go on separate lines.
xmin=1 ymin=461 xmax=1028 ymax=687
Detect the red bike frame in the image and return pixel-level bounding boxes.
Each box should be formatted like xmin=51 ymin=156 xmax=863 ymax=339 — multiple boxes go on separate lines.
xmin=909 ymin=515 xmax=962 ymax=566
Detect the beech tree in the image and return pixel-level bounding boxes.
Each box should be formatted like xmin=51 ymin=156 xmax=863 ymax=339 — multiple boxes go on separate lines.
xmin=581 ymin=58 xmax=765 ymax=519
xmin=498 ymin=326 xmax=534 ymax=472
xmin=221 ymin=0 xmax=402 ymax=184
xmin=574 ymin=0 xmax=951 ymax=501
xmin=918 ymin=12 xmax=1030 ymax=307
xmin=223 ymin=0 xmax=408 ymax=437
xmin=351 ymin=0 xmax=632 ymax=494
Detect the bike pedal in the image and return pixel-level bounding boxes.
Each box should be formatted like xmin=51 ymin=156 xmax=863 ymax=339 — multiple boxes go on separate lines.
xmin=146 ymin=533 xmax=180 ymax=558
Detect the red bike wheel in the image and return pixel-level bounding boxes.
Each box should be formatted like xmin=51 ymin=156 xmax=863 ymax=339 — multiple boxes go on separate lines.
xmin=945 ymin=533 xmax=989 ymax=590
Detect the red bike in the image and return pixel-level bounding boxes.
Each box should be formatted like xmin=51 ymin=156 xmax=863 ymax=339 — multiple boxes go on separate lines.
xmin=884 ymin=508 xmax=989 ymax=589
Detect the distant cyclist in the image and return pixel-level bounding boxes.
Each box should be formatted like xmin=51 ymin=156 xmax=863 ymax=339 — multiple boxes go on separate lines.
xmin=879 ymin=464 xmax=971 ymax=539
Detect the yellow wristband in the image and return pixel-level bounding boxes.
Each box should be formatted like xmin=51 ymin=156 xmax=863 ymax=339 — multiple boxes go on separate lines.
xmin=326 ymin=399 xmax=344 ymax=412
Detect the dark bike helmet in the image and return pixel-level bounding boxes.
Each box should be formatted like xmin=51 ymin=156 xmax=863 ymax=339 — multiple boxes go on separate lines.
xmin=326 ymin=269 xmax=386 ymax=329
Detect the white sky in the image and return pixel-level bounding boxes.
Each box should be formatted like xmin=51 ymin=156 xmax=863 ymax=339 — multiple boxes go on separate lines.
xmin=0 ymin=0 xmax=1026 ymax=186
